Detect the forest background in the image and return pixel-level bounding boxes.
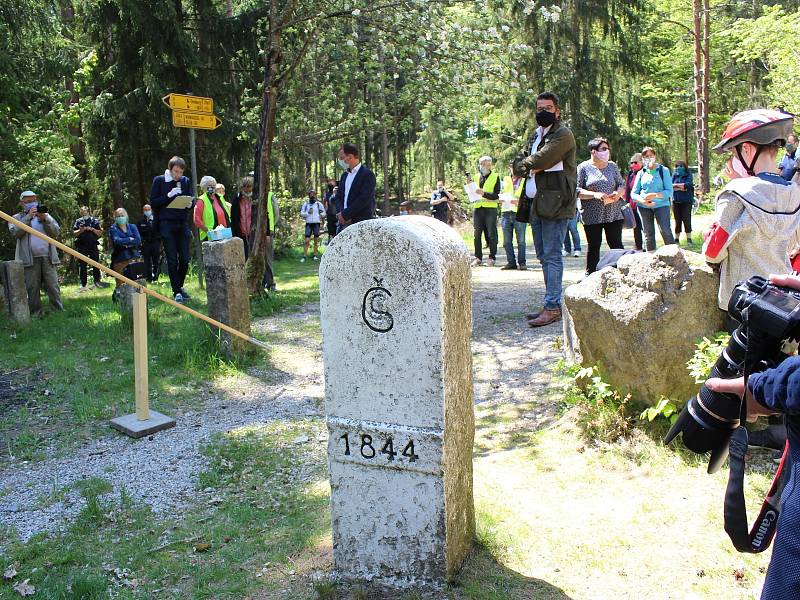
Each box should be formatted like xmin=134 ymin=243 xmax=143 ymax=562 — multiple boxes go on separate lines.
xmin=1 ymin=0 xmax=799 ymax=272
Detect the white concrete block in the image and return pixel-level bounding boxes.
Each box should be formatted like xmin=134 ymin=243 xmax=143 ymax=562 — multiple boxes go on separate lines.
xmin=320 ymin=216 xmax=475 ymax=590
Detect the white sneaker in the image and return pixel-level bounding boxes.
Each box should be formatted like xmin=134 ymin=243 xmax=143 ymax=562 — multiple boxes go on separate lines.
xmin=561 ymin=249 xmax=568 ymax=256
xmin=300 ymin=257 xmax=306 ymax=263
xmin=487 ymin=258 xmax=495 ymax=267
xmin=572 ymin=250 xmax=581 ymax=257
xmin=312 ymin=256 xmax=319 ymax=261
xmin=174 ymin=292 xmax=185 ymax=303
xmin=470 ymin=258 xmax=481 ymax=267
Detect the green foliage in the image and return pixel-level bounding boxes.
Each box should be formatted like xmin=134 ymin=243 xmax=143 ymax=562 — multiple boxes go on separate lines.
xmin=687 ymin=332 xmax=731 ymax=384
xmin=556 ymin=363 xmax=633 ymax=443
xmin=640 ymin=397 xmax=679 ymax=424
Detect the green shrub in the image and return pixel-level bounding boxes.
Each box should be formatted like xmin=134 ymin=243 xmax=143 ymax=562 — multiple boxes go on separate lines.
xmin=555 ymin=362 xmax=633 ymax=443
xmin=687 ymin=332 xmax=730 ymax=384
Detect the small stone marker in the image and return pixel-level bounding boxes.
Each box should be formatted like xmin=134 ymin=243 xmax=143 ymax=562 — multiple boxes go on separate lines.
xmin=202 ymin=237 xmax=251 ymax=356
xmin=320 ymin=216 xmax=475 ymax=590
xmin=0 ymin=261 xmax=30 ymax=324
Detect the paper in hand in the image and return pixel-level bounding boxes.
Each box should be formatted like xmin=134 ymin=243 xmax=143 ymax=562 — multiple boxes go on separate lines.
xmin=167 ymin=195 xmax=193 ymax=209
xmin=464 ymin=182 xmax=482 ymax=202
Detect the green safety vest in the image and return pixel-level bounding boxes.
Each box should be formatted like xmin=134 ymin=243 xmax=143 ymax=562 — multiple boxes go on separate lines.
xmin=267 ymin=192 xmax=275 ymax=233
xmin=198 ymin=192 xmax=232 ymax=241
xmin=502 ymin=176 xmax=524 ymax=202
xmin=473 ymin=171 xmax=500 ymax=209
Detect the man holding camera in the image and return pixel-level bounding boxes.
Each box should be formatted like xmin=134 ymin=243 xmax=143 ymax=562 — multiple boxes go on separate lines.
xmin=430 ymin=180 xmax=453 ymax=224
xmin=73 ymin=206 xmax=107 ymax=291
xmin=705 ymin=273 xmax=800 ymax=600
xmin=8 ymin=191 xmax=63 ymax=314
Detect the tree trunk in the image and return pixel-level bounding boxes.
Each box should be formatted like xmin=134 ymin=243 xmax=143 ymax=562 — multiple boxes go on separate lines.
xmin=382 ymin=128 xmax=390 ymax=214
xmin=247 ymin=2 xmax=283 ymax=295
xmin=693 ymin=0 xmax=710 ymax=197
xmin=701 ymin=0 xmax=710 ymax=195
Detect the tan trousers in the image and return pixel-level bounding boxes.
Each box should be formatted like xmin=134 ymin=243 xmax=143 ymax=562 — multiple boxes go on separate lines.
xmin=25 ymin=257 xmax=63 ymax=313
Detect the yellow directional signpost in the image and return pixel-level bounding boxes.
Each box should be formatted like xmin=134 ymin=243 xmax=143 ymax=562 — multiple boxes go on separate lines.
xmin=163 ymin=92 xmax=223 ymax=289
xmin=171 ymin=110 xmax=222 ymax=131
xmin=163 ymin=93 xmax=213 ymax=113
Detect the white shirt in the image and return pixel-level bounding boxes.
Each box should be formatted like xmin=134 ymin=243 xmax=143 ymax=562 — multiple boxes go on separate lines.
xmin=302 ymin=201 xmax=324 ymax=224
xmin=524 ymin=125 xmax=564 ymax=198
xmin=29 ymin=216 xmax=51 ymax=257
xmin=344 ymin=163 xmax=362 ymax=210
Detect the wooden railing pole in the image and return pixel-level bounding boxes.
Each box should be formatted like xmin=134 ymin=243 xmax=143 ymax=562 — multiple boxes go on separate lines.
xmin=133 ymin=290 xmax=149 ymax=421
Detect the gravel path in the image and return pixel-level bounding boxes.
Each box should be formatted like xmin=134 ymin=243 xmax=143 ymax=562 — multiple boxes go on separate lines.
xmin=0 ymin=307 xmax=326 ymax=543
xmin=0 ymin=246 xmax=589 ymax=544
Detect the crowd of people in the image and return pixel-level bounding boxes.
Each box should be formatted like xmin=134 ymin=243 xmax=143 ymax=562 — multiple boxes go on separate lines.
xmin=5 ymin=144 xmax=380 ymax=313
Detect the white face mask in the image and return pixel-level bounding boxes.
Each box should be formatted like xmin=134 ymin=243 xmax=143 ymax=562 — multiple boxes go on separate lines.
xmin=595 ymin=150 xmax=610 ymax=162
xmin=643 ymin=157 xmax=656 ymax=169
xmin=338 ymin=158 xmax=349 ymax=170
xmin=731 ymin=155 xmax=751 ymax=178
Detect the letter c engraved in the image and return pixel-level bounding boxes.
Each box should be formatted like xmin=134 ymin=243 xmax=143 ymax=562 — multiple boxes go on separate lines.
xmin=362 ymin=277 xmax=394 ymax=333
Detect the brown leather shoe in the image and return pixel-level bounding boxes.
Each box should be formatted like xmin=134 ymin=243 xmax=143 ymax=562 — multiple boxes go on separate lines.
xmin=528 ymin=308 xmax=562 ymax=327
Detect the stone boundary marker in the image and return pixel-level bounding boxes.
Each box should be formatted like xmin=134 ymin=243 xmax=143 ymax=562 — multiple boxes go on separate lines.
xmin=320 ymin=216 xmax=475 ymax=590
xmin=202 ymin=237 xmax=251 ymax=357
xmin=0 ymin=260 xmax=30 ymax=324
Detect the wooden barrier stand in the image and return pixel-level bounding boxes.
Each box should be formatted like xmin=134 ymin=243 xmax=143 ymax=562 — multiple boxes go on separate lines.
xmin=0 ymin=209 xmax=268 ymax=438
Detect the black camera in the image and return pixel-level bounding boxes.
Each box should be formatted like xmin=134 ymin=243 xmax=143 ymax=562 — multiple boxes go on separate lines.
xmin=37 ymin=205 xmax=48 ymax=214
xmin=665 ymin=276 xmax=800 ymax=473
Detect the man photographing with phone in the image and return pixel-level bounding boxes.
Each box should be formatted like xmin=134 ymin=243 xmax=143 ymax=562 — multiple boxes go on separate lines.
xmin=7 ymin=190 xmax=64 ymax=314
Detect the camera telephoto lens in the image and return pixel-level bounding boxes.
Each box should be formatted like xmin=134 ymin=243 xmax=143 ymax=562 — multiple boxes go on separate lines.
xmin=664 ymin=327 xmax=749 ymax=473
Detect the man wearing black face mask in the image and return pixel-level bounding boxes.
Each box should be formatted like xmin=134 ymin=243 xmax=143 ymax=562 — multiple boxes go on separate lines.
xmin=512 ymin=92 xmax=577 ymax=328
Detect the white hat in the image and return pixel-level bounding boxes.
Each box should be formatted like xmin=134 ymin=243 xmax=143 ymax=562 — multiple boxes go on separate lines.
xmin=19 ymin=190 xmax=37 ymax=200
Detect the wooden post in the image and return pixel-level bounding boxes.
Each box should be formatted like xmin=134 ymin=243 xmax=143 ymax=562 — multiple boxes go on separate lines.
xmin=133 ymin=290 xmax=149 ymax=421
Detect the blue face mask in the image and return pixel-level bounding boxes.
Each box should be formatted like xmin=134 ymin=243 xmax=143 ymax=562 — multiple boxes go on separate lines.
xmin=115 ymin=216 xmax=128 ymax=225
xmin=23 ymin=202 xmax=37 ymax=213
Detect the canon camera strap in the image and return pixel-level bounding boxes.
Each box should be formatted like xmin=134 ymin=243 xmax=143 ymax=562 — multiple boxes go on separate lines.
xmin=723 ymin=333 xmax=790 ymax=553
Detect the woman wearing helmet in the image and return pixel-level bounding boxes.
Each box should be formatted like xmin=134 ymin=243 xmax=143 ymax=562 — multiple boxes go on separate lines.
xmin=703 ymin=109 xmax=800 ymax=322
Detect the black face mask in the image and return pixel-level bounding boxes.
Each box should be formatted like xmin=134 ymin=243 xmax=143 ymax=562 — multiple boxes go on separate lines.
xmin=536 ymin=110 xmax=557 ymax=128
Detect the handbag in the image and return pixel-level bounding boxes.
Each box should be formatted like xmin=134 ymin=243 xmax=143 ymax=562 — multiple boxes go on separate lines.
xmin=516 ymin=194 xmax=532 ymax=223
xmin=620 ymin=203 xmax=636 ymax=229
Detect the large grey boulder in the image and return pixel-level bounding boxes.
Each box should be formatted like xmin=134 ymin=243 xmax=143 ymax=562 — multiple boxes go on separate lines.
xmin=563 ymin=246 xmax=725 ymax=406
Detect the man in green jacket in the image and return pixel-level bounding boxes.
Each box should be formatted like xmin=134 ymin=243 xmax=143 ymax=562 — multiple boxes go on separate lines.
xmin=512 ymin=92 xmax=577 ymax=327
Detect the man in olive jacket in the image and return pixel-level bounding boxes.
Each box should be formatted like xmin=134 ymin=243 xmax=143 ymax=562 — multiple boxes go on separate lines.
xmin=512 ymin=92 xmax=577 ymax=327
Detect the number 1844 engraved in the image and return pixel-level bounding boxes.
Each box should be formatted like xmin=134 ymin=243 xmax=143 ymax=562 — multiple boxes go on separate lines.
xmin=327 ymin=417 xmax=443 ymax=476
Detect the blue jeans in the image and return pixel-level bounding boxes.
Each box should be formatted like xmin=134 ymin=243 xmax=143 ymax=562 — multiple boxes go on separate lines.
xmin=639 ymin=205 xmax=675 ymax=251
xmin=501 ymin=212 xmax=527 ymax=267
xmin=563 ymin=215 xmax=582 ymax=253
xmin=531 ymin=215 xmax=570 ymax=310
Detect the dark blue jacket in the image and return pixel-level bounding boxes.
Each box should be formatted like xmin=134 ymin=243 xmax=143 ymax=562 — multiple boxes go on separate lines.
xmin=748 ymin=355 xmax=800 ymax=599
xmin=672 ymin=170 xmax=694 ymax=204
xmin=149 ymin=174 xmax=193 ymax=223
xmin=334 ymin=164 xmax=376 ymax=224
xmin=109 ymin=223 xmax=142 ymax=263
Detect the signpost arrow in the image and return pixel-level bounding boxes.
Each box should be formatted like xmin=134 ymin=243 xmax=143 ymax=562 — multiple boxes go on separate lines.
xmin=171 ymin=111 xmax=222 ymax=131
xmin=162 ymin=93 xmax=213 ymax=114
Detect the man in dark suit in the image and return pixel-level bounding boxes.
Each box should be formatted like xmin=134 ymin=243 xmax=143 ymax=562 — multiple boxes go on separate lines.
xmin=334 ymin=143 xmax=376 ymax=232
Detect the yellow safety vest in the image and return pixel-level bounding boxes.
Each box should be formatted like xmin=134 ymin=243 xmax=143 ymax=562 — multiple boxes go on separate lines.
xmin=502 ymin=176 xmax=524 ymax=203
xmin=198 ymin=192 xmax=232 ymax=241
xmin=473 ymin=171 xmax=500 ymax=209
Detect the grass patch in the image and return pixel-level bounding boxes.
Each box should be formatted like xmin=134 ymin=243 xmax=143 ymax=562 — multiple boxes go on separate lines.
xmin=0 ymin=255 xmax=321 ymax=465
xmin=0 ymin=419 xmax=330 ymax=600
